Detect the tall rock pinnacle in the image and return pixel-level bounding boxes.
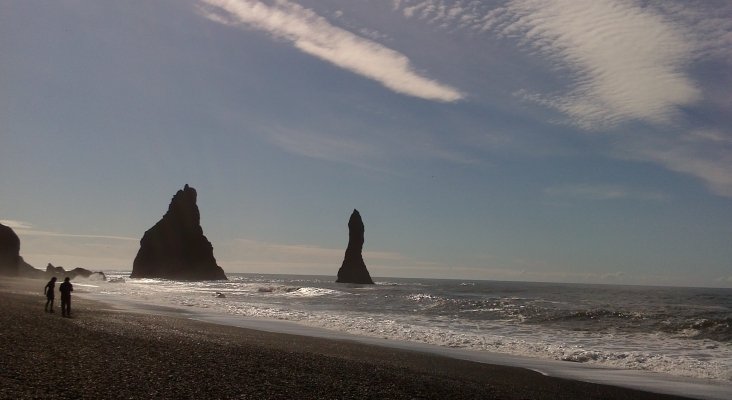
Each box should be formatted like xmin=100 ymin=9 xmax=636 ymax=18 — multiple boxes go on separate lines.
xmin=336 ymin=209 xmax=374 ymax=284
xmin=131 ymin=184 xmax=227 ymax=281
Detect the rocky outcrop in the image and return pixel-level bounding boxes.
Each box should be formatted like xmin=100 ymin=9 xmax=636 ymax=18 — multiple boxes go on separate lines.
xmin=46 ymin=263 xmax=65 ymax=276
xmin=0 ymin=222 xmax=22 ymax=275
xmin=45 ymin=263 xmax=106 ymax=280
xmin=131 ymin=185 xmax=227 ymax=281
xmin=336 ymin=209 xmax=374 ymax=284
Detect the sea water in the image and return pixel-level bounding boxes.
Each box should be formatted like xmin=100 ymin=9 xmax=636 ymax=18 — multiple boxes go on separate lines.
xmin=79 ymin=273 xmax=732 ymax=387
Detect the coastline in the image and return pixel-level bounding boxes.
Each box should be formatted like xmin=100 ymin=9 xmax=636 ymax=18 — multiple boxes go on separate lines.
xmin=0 ymin=277 xmax=702 ymax=399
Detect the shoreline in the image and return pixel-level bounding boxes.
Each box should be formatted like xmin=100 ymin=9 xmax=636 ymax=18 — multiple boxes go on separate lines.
xmin=189 ymin=313 xmax=732 ymax=399
xmin=0 ymin=277 xmax=713 ymax=399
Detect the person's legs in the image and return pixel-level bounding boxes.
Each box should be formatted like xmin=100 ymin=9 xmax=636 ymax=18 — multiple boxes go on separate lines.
xmin=61 ymin=297 xmax=70 ymax=317
xmin=45 ymin=298 xmax=54 ymax=312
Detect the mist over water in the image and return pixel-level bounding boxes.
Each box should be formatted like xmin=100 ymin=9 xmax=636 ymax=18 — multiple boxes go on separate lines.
xmin=83 ymin=273 xmax=732 ymax=382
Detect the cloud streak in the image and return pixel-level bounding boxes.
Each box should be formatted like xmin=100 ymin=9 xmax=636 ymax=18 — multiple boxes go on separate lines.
xmin=228 ymin=238 xmax=408 ymax=262
xmin=0 ymin=219 xmax=33 ymax=229
xmin=199 ymin=0 xmax=463 ymax=102
xmin=216 ymin=237 xmax=423 ymax=275
xmin=16 ymin=231 xmax=139 ymax=241
xmin=545 ymin=184 xmax=668 ymax=201
xmin=2 ymin=220 xmax=136 ymax=241
xmin=268 ymin=127 xmax=381 ymax=169
xmin=4 ymin=221 xmax=139 ymax=242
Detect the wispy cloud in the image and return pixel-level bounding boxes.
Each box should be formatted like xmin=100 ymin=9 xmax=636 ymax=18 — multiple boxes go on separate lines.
xmin=198 ymin=0 xmax=463 ymax=102
xmin=16 ymin=230 xmax=139 ymax=241
xmin=495 ymin=0 xmax=701 ymax=128
xmin=652 ymin=1 xmax=732 ymax=62
xmin=268 ymin=125 xmax=480 ymax=170
xmin=683 ymin=129 xmax=732 ymax=145
xmin=3 ymin=219 xmax=138 ymax=241
xmin=228 ymin=238 xmax=407 ymax=262
xmin=394 ymin=0 xmax=711 ymax=128
xmin=216 ymin=237 xmax=417 ymax=275
xmin=545 ymin=183 xmax=668 ymax=201
xmin=14 ymin=232 xmax=139 ymax=270
xmin=5 ymin=221 xmax=138 ymax=242
xmin=268 ymin=127 xmax=379 ymax=167
xmin=0 ymin=219 xmax=33 ymax=229
xmin=620 ymin=129 xmax=732 ymax=197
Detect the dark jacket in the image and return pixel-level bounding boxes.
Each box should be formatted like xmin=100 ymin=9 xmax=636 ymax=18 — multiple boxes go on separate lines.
xmin=44 ymin=281 xmax=55 ymax=299
xmin=59 ymin=281 xmax=73 ymax=299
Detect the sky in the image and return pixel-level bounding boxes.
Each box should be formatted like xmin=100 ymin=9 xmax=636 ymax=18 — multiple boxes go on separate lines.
xmin=1 ymin=0 xmax=731 ymax=287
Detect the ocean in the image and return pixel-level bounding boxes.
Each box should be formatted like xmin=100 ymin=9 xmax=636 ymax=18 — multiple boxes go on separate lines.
xmin=79 ymin=273 xmax=732 ymax=386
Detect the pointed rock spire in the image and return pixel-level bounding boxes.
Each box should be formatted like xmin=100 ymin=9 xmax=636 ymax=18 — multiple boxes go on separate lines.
xmin=336 ymin=209 xmax=374 ymax=284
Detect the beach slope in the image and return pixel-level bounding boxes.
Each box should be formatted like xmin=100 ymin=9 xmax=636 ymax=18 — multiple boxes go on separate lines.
xmin=0 ymin=278 xmax=689 ymax=399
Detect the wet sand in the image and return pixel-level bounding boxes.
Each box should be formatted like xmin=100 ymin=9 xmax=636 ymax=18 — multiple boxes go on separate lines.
xmin=0 ymin=277 xmax=690 ymax=399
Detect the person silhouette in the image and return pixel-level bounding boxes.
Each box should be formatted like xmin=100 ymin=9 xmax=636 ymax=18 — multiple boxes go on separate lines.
xmin=44 ymin=277 xmax=57 ymax=313
xmin=59 ymin=277 xmax=74 ymax=317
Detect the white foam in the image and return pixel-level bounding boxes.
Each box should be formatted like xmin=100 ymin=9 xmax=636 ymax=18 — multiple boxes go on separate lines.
xmin=90 ymin=300 xmax=732 ymax=400
xmin=74 ymin=283 xmax=100 ymax=288
xmin=287 ymin=287 xmax=342 ymax=297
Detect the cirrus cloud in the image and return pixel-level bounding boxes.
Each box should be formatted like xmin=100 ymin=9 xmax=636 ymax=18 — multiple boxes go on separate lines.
xmin=395 ymin=0 xmax=703 ymax=127
xmin=199 ymin=0 xmax=463 ymax=102
xmin=491 ymin=0 xmax=701 ymax=128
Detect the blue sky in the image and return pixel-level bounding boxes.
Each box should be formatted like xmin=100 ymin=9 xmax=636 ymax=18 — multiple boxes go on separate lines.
xmin=1 ymin=0 xmax=731 ymax=287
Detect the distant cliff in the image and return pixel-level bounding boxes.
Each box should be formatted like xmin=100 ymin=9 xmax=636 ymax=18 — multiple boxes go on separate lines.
xmin=0 ymin=222 xmax=22 ymax=275
xmin=131 ymin=185 xmax=227 ymax=281
xmin=336 ymin=209 xmax=374 ymax=284
xmin=0 ymin=222 xmax=63 ymax=279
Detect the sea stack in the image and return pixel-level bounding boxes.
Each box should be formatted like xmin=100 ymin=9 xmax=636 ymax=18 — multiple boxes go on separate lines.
xmin=336 ymin=209 xmax=374 ymax=284
xmin=131 ymin=184 xmax=227 ymax=281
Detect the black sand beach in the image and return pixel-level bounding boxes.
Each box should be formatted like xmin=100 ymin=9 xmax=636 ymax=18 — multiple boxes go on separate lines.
xmin=1 ymin=278 xmax=690 ymax=399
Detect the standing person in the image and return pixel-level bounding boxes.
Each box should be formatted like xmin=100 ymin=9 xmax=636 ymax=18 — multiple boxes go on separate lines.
xmin=59 ymin=277 xmax=73 ymax=317
xmin=44 ymin=277 xmax=57 ymax=313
